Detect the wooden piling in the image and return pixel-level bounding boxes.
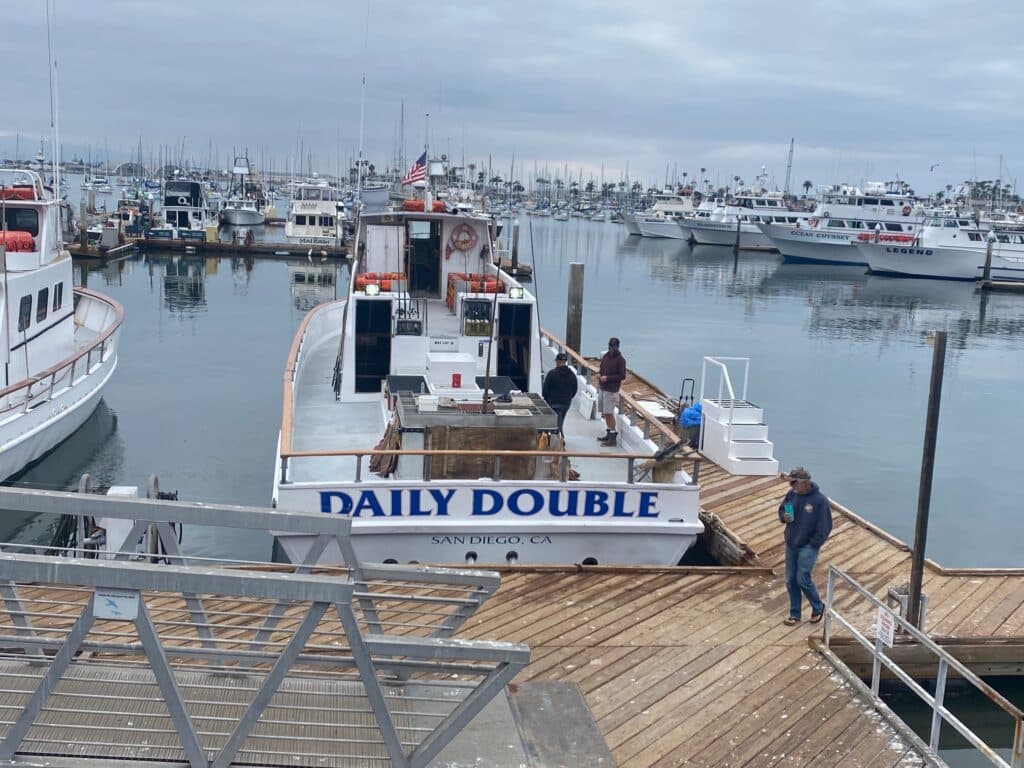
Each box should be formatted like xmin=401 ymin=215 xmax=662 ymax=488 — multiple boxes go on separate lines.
xmin=565 ymin=262 xmax=584 ymax=354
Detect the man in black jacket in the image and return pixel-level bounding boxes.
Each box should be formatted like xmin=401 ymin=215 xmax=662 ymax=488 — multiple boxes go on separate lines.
xmin=542 ymin=352 xmax=578 ymax=434
xmin=778 ymin=466 xmax=833 ymax=626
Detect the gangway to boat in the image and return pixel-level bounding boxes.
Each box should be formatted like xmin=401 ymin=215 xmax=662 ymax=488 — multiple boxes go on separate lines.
xmin=0 ymin=486 xmax=527 ymax=767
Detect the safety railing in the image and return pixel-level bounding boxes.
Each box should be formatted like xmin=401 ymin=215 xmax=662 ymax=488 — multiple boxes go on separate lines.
xmin=0 ymin=484 xmax=500 ymax=643
xmin=699 ymin=356 xmax=750 ymax=450
xmin=0 ymin=551 xmax=528 ymax=768
xmin=823 ymin=566 xmax=1023 ymax=767
xmin=0 ymin=289 xmax=122 ymax=417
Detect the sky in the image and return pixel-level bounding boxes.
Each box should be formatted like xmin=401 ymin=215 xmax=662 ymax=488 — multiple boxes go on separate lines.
xmin=2 ymin=0 xmax=1022 ymax=194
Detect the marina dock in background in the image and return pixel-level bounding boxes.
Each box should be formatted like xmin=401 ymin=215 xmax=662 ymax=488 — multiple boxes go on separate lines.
xmin=69 ymin=236 xmax=349 ymax=261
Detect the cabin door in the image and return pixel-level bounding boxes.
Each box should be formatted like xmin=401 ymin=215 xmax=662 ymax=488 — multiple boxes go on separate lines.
xmin=497 ymin=303 xmax=531 ymax=392
xmin=406 ymin=220 xmax=441 ymax=298
xmin=354 ymin=298 xmax=393 ymax=393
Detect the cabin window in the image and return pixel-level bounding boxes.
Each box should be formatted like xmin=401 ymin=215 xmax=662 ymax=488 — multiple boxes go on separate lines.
xmin=849 ymin=221 xmax=864 ymax=229
xmin=788 ymin=217 xmax=798 ymax=223
xmin=36 ymin=288 xmax=48 ymax=323
xmin=53 ymin=283 xmax=63 ymax=311
xmin=17 ymin=296 xmax=31 ymax=332
xmin=862 ymin=197 xmax=878 ymax=206
xmin=320 ymin=216 xmax=334 ymax=227
xmin=828 ymin=220 xmax=845 ymax=228
xmin=997 ymin=235 xmax=1010 ymax=243
xmin=2 ymin=208 xmax=39 ymax=237
xmin=880 ymin=199 xmax=895 ymax=206
xmin=884 ymin=223 xmax=903 ymax=232
xmin=295 ymin=215 xmax=306 ymax=225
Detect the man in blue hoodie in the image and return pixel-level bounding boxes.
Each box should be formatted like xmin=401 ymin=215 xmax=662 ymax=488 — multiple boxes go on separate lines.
xmin=779 ymin=466 xmax=833 ymax=626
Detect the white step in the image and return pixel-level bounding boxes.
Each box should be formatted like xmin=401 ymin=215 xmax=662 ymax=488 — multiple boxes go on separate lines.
xmin=729 ymin=439 xmax=774 ymax=460
xmin=721 ymin=456 xmax=780 ymax=476
xmin=701 ymin=398 xmax=763 ymax=425
xmin=724 ymin=422 xmax=768 ymax=441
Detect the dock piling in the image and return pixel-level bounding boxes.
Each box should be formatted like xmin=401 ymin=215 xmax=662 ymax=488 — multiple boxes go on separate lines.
xmin=511 ymin=222 xmax=520 ymax=273
xmin=566 ymin=262 xmax=584 ymax=354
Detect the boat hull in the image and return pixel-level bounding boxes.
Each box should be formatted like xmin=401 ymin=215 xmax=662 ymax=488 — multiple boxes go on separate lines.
xmin=689 ymin=222 xmax=775 ymax=250
xmin=219 ymin=208 xmax=266 ymax=226
xmin=762 ymin=225 xmax=864 ymax=265
xmin=621 ymin=212 xmax=642 ymax=235
xmin=637 ymin=219 xmax=687 ymax=239
xmin=860 ymin=243 xmax=1024 ymax=282
xmin=0 ymin=290 xmax=121 ymax=480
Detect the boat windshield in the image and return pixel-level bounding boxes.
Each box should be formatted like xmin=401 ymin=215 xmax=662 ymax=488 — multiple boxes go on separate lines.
xmin=296 ymin=187 xmax=337 ymax=202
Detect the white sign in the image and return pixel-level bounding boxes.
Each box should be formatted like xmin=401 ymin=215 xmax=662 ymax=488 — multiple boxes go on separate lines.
xmin=429 ymin=336 xmax=459 ymax=351
xmin=94 ymin=589 xmax=140 ymax=621
xmin=877 ymin=605 xmax=895 ymax=647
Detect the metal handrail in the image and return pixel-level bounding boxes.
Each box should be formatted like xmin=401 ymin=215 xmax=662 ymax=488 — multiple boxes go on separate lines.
xmin=824 ymin=566 xmax=1024 ymax=767
xmin=0 ymin=288 xmax=123 ymax=411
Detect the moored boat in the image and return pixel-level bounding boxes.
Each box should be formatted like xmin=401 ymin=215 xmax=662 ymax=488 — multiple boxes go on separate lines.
xmin=0 ymin=169 xmax=123 ymax=479
xmin=271 ymin=203 xmax=704 ymax=565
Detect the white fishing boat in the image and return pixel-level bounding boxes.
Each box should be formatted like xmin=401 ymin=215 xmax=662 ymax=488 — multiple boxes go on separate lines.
xmin=633 ymin=193 xmax=695 ymax=238
xmin=0 ymin=169 xmax=123 ymax=479
xmin=284 ymin=182 xmax=345 ymax=246
xmin=688 ymin=195 xmax=805 ymax=250
xmin=271 ymin=204 xmax=704 ymax=565
xmin=758 ymin=182 xmax=922 ymax=265
xmin=219 ymin=156 xmax=267 ymax=225
xmin=858 ymin=219 xmax=1024 ymax=281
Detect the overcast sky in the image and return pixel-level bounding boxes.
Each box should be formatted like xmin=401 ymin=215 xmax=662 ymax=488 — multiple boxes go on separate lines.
xmin=2 ymin=0 xmax=1021 ymax=193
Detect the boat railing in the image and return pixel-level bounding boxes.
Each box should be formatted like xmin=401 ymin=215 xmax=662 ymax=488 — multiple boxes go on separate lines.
xmin=699 ymin=356 xmax=750 ymax=448
xmin=821 ymin=566 xmax=1024 ymax=767
xmin=0 ymin=288 xmax=123 ymax=417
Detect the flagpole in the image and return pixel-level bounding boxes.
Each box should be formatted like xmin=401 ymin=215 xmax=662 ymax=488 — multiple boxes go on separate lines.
xmin=423 ymin=113 xmax=431 ymax=211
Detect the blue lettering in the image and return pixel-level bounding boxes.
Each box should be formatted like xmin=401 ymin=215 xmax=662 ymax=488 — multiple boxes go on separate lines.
xmin=583 ymin=490 xmax=609 ymax=517
xmin=352 ymin=491 xmax=385 ymax=517
xmin=508 ymin=489 xmax=543 ymax=516
xmin=472 ymin=489 xmax=503 ymax=515
xmin=320 ymin=491 xmax=352 ymax=515
xmin=428 ymin=488 xmax=455 ymax=516
xmin=548 ymin=489 xmax=578 ymax=516
xmin=389 ymin=489 xmax=403 ymax=516
xmin=409 ymin=489 xmax=431 ymax=516
xmin=612 ymin=492 xmax=634 ymax=517
xmin=637 ymin=491 xmax=659 ymax=518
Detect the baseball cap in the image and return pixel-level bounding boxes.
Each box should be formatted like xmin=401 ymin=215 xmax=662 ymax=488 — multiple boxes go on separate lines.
xmin=787 ymin=467 xmax=811 ymax=480
xmin=555 ymin=352 xmax=568 ymax=361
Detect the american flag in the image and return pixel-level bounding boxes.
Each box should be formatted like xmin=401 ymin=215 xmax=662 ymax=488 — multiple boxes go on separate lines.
xmin=402 ymin=151 xmax=427 ymax=185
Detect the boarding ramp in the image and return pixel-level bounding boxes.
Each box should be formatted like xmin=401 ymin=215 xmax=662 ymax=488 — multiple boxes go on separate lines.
xmin=0 ymin=484 xmax=501 ymax=641
xmin=0 ymin=553 xmax=528 ymax=768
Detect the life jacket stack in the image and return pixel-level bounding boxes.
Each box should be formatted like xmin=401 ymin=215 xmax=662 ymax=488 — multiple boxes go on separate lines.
xmin=445 ymin=272 xmax=505 ymax=311
xmin=0 ymin=231 xmax=35 ymax=253
xmin=402 ymin=199 xmax=447 ymax=212
xmin=355 ymin=272 xmax=406 ymax=292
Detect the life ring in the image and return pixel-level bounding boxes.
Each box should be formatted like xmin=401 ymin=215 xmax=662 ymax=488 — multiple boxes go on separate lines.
xmin=901 ymin=205 xmax=912 ymax=216
xmin=808 ymin=218 xmax=819 ymax=227
xmin=445 ymin=223 xmax=479 ymax=259
xmin=822 ymin=211 xmax=830 ymax=218
xmin=177 ymin=196 xmax=188 ymax=205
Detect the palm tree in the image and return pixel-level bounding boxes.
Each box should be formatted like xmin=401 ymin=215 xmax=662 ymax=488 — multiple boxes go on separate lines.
xmin=802 ymin=179 xmax=813 ymax=196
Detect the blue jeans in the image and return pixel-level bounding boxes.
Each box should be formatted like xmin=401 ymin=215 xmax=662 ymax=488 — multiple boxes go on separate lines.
xmin=785 ymin=544 xmax=823 ymax=619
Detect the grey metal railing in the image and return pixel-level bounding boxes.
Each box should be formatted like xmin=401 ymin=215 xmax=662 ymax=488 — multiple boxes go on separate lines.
xmin=823 ymin=566 xmax=1024 ymax=767
xmin=0 ymin=552 xmax=529 ymax=768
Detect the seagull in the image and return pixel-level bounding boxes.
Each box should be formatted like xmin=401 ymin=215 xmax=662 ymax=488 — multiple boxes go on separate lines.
xmin=320 ymin=249 xmax=328 ymax=262
xmin=307 ymin=248 xmax=313 ymax=263
xmin=929 ymin=163 xmax=941 ymax=172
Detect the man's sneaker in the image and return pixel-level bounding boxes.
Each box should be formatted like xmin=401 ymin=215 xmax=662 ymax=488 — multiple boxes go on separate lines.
xmin=598 ymin=432 xmax=617 ymax=447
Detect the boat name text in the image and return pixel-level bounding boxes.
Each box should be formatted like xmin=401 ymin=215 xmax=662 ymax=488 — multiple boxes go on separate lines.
xmin=319 ymin=488 xmax=660 ymax=518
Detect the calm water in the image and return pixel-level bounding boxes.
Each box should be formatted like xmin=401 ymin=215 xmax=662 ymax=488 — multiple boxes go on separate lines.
xmin=4 ymin=211 xmax=1023 ymax=568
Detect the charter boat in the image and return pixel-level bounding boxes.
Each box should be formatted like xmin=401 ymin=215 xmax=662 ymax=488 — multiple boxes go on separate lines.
xmin=687 ymin=193 xmax=805 ymax=250
xmin=272 ymin=205 xmax=704 ymax=565
xmin=758 ymin=182 xmax=922 ymax=265
xmin=632 ymin=193 xmax=695 ymax=238
xmin=0 ymin=169 xmax=123 ymax=479
xmin=858 ymin=218 xmax=1024 ymax=281
xmin=284 ymin=182 xmax=345 ymax=247
xmin=219 ymin=156 xmax=267 ymax=226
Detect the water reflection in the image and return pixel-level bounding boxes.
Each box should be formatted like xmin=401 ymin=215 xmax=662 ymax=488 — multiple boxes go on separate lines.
xmin=288 ymin=260 xmax=343 ymax=312
xmin=147 ymin=254 xmax=207 ymax=315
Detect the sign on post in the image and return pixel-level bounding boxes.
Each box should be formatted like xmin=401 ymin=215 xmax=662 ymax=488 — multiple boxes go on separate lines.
xmin=94 ymin=589 xmax=140 ymax=621
xmin=877 ymin=605 xmax=895 ymax=648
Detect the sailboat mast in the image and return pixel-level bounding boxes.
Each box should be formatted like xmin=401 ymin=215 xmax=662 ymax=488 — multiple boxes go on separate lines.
xmin=783 ymin=138 xmax=794 ymax=197
xmin=45 ymin=0 xmax=60 ymax=190
xmin=356 ymin=74 xmax=366 ymax=201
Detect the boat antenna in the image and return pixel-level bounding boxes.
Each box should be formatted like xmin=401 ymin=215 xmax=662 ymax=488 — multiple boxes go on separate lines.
xmin=356 ymin=74 xmax=366 ymax=204
xmin=45 ymin=0 xmax=61 ymax=192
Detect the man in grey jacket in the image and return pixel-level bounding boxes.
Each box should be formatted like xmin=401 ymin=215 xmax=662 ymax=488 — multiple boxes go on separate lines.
xmin=778 ymin=466 xmax=833 ymax=626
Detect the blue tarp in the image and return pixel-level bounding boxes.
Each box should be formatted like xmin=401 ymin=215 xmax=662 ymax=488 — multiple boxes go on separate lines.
xmin=680 ymin=401 xmax=702 ymax=427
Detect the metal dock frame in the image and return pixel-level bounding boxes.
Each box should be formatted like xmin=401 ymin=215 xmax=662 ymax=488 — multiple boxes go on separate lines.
xmin=0 ymin=552 xmax=529 ymax=768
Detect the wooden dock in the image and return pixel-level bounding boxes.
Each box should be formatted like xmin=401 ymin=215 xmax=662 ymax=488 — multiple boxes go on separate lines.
xmin=70 ymin=237 xmax=348 ymax=261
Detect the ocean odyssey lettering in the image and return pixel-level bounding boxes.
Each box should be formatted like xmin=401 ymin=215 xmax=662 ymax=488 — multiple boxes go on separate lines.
xmin=319 ymin=488 xmax=659 ymax=518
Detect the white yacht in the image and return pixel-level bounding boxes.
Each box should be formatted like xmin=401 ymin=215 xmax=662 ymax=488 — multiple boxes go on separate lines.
xmin=219 ymin=156 xmax=267 ymax=226
xmin=758 ymin=182 xmax=922 ymax=265
xmin=150 ymin=179 xmax=215 ymax=240
xmin=687 ymin=193 xmax=805 ymax=250
xmin=284 ymin=182 xmax=345 ymax=247
xmin=858 ymin=218 xmax=1024 ymax=281
xmin=0 ymin=169 xmax=123 ymax=479
xmin=628 ymin=193 xmax=696 ymax=238
xmin=271 ymin=204 xmax=704 ymax=565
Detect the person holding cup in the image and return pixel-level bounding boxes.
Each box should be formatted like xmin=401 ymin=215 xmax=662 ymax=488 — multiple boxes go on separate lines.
xmin=779 ymin=466 xmax=833 ymax=626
